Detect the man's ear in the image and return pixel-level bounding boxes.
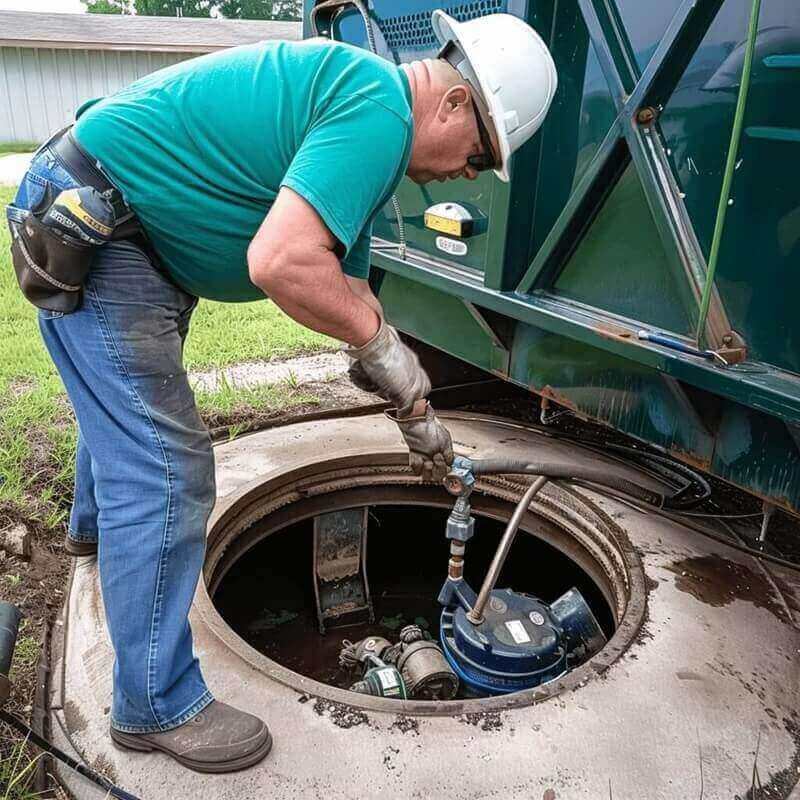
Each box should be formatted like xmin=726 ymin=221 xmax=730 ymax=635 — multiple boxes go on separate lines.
xmin=436 ymin=84 xmax=471 ymax=122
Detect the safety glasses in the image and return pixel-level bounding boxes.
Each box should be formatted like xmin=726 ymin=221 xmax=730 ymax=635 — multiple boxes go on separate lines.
xmin=467 ymin=101 xmax=497 ymax=171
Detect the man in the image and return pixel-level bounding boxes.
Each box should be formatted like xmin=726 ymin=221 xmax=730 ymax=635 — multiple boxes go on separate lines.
xmin=6 ymin=11 xmax=556 ymax=774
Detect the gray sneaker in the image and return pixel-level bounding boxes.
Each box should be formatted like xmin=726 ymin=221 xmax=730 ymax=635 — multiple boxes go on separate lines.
xmin=110 ymin=701 xmax=272 ymax=774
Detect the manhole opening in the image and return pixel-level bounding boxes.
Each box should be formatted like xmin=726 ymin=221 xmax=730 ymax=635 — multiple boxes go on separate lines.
xmin=209 ymin=478 xmax=631 ymax=705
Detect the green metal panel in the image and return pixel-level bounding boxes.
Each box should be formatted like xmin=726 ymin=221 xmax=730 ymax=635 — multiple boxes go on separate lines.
xmin=508 ymin=324 xmax=715 ymax=461
xmin=527 ymin=9 xmax=618 ymax=263
xmin=615 ymin=0 xmax=685 ymax=72
xmin=660 ymin=0 xmax=800 ymax=372
xmin=379 ymin=273 xmax=509 ymax=375
xmin=305 ymin=0 xmax=800 ymax=513
xmin=553 ymin=163 xmax=697 ymax=335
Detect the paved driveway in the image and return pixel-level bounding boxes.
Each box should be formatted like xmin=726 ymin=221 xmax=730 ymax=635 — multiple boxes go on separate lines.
xmin=0 ymin=152 xmax=33 ymax=186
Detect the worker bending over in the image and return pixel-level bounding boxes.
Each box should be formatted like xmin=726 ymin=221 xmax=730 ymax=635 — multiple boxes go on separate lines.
xmin=6 ymin=11 xmax=555 ymax=773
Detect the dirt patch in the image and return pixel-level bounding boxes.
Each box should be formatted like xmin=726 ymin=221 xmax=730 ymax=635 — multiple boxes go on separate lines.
xmin=312 ymin=698 xmax=370 ymax=729
xmin=203 ymin=378 xmax=379 ymax=438
xmin=666 ymin=555 xmax=786 ymax=619
xmin=0 ymin=504 xmax=70 ymax=794
xmin=390 ymin=714 xmax=420 ymax=735
xmin=460 ymin=711 xmax=504 ymax=732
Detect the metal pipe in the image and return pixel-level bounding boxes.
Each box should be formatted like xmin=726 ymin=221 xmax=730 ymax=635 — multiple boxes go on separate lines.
xmin=695 ymin=0 xmax=762 ymax=344
xmin=467 ymin=475 xmax=548 ymax=625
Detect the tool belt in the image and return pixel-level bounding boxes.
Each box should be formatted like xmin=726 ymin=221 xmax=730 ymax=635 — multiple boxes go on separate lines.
xmin=9 ymin=129 xmax=146 ymax=314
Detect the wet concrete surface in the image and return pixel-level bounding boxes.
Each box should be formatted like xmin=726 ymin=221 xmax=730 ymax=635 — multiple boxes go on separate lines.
xmin=666 ymin=554 xmax=786 ymax=619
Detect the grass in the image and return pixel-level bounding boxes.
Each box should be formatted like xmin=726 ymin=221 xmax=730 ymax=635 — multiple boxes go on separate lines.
xmin=0 ymin=738 xmax=41 ymax=800
xmin=0 ymin=184 xmax=333 ymax=526
xmin=0 ymin=142 xmax=38 ymax=156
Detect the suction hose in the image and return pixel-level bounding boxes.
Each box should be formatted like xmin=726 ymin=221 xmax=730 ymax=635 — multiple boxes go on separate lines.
xmin=467 ymin=476 xmax=548 ymax=624
xmin=469 ymin=458 xmax=666 ymax=508
xmin=460 ymin=457 xmax=674 ymax=625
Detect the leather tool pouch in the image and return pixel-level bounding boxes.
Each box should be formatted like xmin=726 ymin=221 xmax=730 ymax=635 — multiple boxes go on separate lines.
xmin=10 ymin=213 xmax=94 ymax=313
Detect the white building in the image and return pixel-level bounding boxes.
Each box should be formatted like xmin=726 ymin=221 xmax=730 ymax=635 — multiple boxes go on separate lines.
xmin=0 ymin=10 xmax=300 ymax=143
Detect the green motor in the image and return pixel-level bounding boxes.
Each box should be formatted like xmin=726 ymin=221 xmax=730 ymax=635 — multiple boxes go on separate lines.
xmin=350 ymin=654 xmax=407 ymax=700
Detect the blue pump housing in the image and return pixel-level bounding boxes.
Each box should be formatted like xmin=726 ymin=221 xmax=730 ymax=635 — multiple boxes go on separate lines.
xmin=441 ymin=589 xmax=568 ymax=695
xmin=439 ymin=586 xmax=607 ymax=695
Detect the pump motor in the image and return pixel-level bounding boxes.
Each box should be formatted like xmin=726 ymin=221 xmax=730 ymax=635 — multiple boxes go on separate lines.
xmin=340 ymin=625 xmax=459 ymax=701
xmin=440 ymin=587 xmax=605 ymax=695
xmin=438 ymin=457 xmax=607 ymax=695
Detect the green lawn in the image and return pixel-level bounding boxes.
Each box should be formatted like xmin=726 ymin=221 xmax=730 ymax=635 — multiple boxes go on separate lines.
xmin=0 ymin=142 xmax=38 ymax=155
xmin=0 ymin=185 xmax=333 ymax=527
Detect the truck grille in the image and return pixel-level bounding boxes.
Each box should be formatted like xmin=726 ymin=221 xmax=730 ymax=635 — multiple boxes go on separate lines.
xmin=381 ymin=0 xmax=506 ymax=51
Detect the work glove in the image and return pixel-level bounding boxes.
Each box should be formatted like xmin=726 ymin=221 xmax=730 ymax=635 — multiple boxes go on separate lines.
xmin=386 ymin=402 xmax=454 ymax=483
xmin=344 ymin=320 xmax=431 ymax=417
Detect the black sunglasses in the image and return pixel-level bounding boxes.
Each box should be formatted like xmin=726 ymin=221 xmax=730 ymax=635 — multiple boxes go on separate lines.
xmin=467 ymin=102 xmax=497 ymax=171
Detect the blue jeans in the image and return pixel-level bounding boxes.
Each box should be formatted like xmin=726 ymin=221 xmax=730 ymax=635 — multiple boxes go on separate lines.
xmin=8 ymin=145 xmax=215 ymax=732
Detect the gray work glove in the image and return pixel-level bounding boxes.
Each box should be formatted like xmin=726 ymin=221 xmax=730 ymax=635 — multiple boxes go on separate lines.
xmin=344 ymin=320 xmax=431 ymax=417
xmin=386 ymin=402 xmax=454 ymax=483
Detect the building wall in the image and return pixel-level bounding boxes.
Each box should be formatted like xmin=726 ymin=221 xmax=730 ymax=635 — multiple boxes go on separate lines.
xmin=0 ymin=46 xmax=192 ymax=144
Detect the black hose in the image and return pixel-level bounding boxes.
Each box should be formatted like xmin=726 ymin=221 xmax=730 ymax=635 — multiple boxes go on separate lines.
xmin=0 ymin=602 xmax=21 ymax=684
xmin=0 ymin=709 xmax=142 ymax=800
xmin=469 ymin=458 xmax=666 ymax=508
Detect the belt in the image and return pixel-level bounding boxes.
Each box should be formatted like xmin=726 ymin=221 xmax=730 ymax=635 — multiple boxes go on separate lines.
xmin=50 ymin=130 xmax=139 ymax=235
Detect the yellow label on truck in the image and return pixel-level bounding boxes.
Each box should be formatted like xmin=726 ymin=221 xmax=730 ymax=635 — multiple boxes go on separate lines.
xmin=424 ymin=211 xmax=464 ymax=237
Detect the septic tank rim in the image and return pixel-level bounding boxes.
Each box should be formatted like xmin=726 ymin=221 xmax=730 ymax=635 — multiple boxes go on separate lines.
xmin=196 ymin=432 xmax=647 ymax=716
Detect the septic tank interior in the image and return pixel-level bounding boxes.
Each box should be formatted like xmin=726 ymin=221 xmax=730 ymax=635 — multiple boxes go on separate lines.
xmin=211 ymin=491 xmax=615 ymax=701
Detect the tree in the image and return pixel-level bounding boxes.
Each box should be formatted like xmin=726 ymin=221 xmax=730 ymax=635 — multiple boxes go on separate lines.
xmin=85 ymin=0 xmax=213 ymax=14
xmin=134 ymin=0 xmax=213 ymax=17
xmin=84 ymin=0 xmax=133 ymax=13
xmin=217 ymin=0 xmax=300 ymax=20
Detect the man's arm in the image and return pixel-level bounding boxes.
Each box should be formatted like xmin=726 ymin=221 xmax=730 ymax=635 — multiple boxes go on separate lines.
xmin=248 ymin=187 xmax=380 ymax=347
xmin=248 ymin=185 xmax=453 ymax=480
xmin=345 ymin=275 xmax=384 ymax=320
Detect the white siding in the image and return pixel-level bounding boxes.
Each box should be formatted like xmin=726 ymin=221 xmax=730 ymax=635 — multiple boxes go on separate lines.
xmin=0 ymin=45 xmax=192 ymax=143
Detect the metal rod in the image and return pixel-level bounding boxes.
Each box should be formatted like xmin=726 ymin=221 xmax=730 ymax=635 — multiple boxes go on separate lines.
xmin=695 ymin=0 xmax=762 ymax=344
xmin=467 ymin=476 xmax=548 ymax=625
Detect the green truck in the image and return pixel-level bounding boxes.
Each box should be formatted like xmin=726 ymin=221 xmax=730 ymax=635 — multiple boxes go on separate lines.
xmin=307 ymin=0 xmax=800 ymax=516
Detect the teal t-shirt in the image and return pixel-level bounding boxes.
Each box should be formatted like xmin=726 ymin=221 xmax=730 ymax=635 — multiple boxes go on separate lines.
xmin=73 ymin=39 xmax=413 ymax=301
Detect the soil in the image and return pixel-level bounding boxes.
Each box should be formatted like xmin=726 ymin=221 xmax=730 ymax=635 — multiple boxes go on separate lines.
xmin=0 ymin=502 xmax=69 ymax=793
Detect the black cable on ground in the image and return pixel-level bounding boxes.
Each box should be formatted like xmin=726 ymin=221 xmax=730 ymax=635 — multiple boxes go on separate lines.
xmin=564 ymin=478 xmax=800 ymax=574
xmin=0 ymin=708 xmax=142 ymax=800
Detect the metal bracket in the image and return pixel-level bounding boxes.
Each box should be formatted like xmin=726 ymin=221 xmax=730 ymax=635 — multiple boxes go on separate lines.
xmin=462 ymin=300 xmax=510 ymax=375
xmin=313 ymin=508 xmax=374 ymax=634
xmin=713 ymin=330 xmax=748 ymax=366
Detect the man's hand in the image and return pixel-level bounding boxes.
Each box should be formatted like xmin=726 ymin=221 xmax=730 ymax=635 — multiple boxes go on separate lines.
xmin=387 ymin=403 xmax=454 ymax=482
xmin=345 ymin=320 xmax=431 ymax=417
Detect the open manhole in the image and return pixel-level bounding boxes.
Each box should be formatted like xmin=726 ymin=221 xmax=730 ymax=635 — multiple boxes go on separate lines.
xmin=204 ymin=453 xmax=645 ymax=713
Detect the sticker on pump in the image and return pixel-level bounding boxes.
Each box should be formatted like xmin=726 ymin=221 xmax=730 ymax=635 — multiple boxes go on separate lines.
xmin=505 ymin=619 xmax=531 ymax=644
xmin=436 ymin=236 xmax=468 ymax=257
xmin=377 ymin=668 xmax=399 ymax=689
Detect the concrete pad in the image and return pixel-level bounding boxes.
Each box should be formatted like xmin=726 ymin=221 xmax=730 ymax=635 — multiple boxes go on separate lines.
xmin=0 ymin=152 xmax=33 ymax=186
xmin=190 ymin=351 xmax=350 ymax=392
xmin=51 ymin=414 xmax=800 ymax=799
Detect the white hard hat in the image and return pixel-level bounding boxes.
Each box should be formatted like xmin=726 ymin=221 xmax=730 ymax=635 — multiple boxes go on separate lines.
xmin=432 ymin=11 xmax=558 ymax=182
